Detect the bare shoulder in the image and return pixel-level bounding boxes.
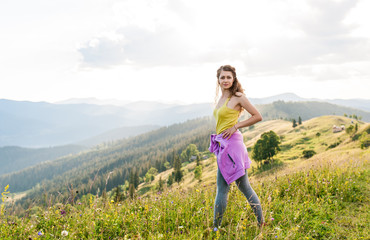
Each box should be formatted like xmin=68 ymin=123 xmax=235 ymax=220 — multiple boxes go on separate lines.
xmin=235 ymin=92 xmax=250 ymax=103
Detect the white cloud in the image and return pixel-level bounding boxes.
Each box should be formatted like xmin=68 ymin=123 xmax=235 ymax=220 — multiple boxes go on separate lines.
xmin=1 ymin=0 xmax=370 ymax=103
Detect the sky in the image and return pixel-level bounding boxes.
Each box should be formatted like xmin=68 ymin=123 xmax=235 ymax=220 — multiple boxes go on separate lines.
xmin=0 ymin=0 xmax=369 ymax=104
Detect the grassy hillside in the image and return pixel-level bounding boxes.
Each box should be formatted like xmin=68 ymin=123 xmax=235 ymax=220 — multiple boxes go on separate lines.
xmin=1 ymin=116 xmax=368 ymax=239
xmin=140 ymin=115 xmax=368 ymax=192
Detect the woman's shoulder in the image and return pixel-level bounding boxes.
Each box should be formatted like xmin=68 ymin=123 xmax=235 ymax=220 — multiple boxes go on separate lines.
xmin=234 ymin=92 xmax=248 ymax=100
xmin=232 ymin=92 xmax=250 ymax=104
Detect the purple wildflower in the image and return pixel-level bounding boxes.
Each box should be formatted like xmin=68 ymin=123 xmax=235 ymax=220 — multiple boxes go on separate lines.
xmin=38 ymin=231 xmax=43 ymax=236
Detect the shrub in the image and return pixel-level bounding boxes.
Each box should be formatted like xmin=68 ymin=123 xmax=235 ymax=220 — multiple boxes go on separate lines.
xmin=303 ymin=150 xmax=316 ymax=158
xmin=327 ymin=140 xmax=341 ymax=150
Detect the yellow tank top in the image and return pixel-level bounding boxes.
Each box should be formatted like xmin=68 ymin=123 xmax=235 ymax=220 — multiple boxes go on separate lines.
xmin=213 ymin=97 xmax=239 ymax=135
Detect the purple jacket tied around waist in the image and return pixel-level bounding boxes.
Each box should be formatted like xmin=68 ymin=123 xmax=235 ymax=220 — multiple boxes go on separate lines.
xmin=209 ymin=131 xmax=251 ymax=185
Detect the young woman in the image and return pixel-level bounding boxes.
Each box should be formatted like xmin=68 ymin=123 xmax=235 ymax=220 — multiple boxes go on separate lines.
xmin=209 ymin=65 xmax=265 ymax=229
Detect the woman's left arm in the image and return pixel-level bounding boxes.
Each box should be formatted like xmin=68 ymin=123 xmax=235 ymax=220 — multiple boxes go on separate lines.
xmin=234 ymin=95 xmax=263 ymax=129
xmin=222 ymin=95 xmax=262 ymax=139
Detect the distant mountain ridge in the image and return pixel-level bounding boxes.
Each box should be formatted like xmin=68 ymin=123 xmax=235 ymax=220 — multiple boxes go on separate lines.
xmin=57 ymin=93 xmax=370 ymax=112
xmin=0 ymin=99 xmax=213 ymax=147
xmin=257 ymin=101 xmax=370 ymax=122
xmin=249 ymin=93 xmax=370 ymax=112
xmin=1 ymin=93 xmax=369 ymax=147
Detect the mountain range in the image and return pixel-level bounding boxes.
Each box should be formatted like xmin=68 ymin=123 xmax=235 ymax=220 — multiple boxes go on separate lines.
xmin=0 ymin=93 xmax=369 ymax=148
xmin=55 ymin=93 xmax=370 ymax=112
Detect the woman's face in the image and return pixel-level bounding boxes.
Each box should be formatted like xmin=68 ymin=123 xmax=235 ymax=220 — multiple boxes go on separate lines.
xmin=218 ymin=70 xmax=234 ymax=90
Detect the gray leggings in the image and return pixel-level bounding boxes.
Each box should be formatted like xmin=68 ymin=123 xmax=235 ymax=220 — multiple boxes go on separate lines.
xmin=213 ymin=168 xmax=264 ymax=227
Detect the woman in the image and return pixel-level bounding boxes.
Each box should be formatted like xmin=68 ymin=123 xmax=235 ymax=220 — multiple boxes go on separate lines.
xmin=209 ymin=65 xmax=264 ymax=229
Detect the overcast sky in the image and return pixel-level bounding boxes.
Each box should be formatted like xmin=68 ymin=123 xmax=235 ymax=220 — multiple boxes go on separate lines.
xmin=1 ymin=0 xmax=369 ymax=104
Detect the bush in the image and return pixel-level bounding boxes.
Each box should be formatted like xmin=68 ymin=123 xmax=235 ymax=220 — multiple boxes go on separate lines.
xmin=327 ymin=140 xmax=341 ymax=150
xmin=303 ymin=150 xmax=316 ymax=158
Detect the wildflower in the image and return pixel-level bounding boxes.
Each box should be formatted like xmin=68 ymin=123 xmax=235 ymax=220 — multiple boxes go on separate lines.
xmin=271 ymin=218 xmax=274 ymax=221
xmin=60 ymin=210 xmax=66 ymax=216
xmin=213 ymin=227 xmax=218 ymax=232
xmin=61 ymin=230 xmax=68 ymax=236
xmin=111 ymin=200 xmax=114 ymax=203
xmin=275 ymin=236 xmax=278 ymax=238
xmin=2 ymin=185 xmax=10 ymax=202
xmin=38 ymin=231 xmax=43 ymax=236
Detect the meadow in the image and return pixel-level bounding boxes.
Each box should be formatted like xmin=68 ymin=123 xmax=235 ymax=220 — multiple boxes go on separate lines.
xmin=1 ymin=116 xmax=369 ymax=239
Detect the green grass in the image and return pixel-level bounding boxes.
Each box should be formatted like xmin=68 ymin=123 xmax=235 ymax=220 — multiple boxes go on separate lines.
xmin=1 ymin=156 xmax=368 ymax=239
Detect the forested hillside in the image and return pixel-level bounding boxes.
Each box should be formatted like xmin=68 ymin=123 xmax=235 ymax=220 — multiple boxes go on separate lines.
xmin=0 ymin=145 xmax=86 ymax=176
xmin=1 ymin=117 xmax=215 ymax=213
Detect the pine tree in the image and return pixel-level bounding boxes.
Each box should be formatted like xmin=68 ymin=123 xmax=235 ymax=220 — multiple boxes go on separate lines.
xmin=194 ymin=165 xmax=202 ymax=181
xmin=158 ymin=176 xmax=164 ymax=192
xmin=292 ymin=119 xmax=297 ymax=128
xmin=173 ymin=151 xmax=183 ymax=183
xmin=167 ymin=174 xmax=173 ymax=186
xmin=114 ymin=186 xmax=122 ymax=202
xmin=129 ymin=183 xmax=135 ymax=199
xmin=298 ymin=116 xmax=302 ymax=125
xmin=133 ymin=170 xmax=139 ymax=189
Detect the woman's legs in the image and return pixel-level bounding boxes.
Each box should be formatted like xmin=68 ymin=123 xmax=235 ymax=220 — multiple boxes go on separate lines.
xmin=235 ymin=170 xmax=264 ymax=225
xmin=213 ymin=169 xmax=264 ymax=227
xmin=213 ymin=168 xmax=230 ymax=227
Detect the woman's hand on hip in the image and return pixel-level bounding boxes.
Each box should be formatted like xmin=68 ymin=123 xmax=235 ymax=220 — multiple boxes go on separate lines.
xmin=222 ymin=125 xmax=237 ymax=139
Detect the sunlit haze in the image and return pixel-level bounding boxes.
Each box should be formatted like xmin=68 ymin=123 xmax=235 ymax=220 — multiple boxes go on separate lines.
xmin=1 ymin=0 xmax=370 ymax=104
